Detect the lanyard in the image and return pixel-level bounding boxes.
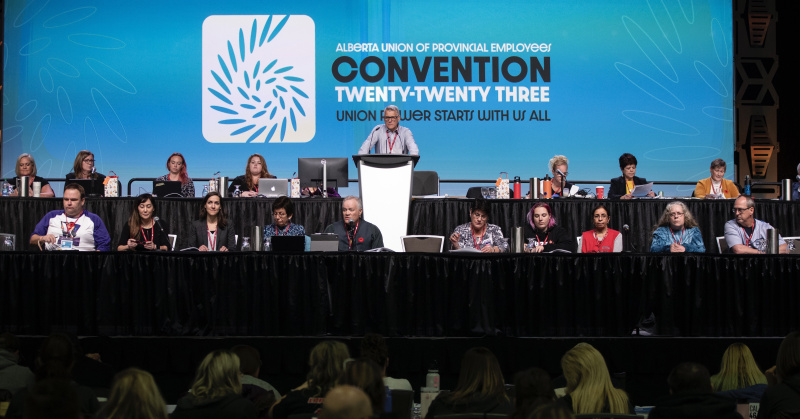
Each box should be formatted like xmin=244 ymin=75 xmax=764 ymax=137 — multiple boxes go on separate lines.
xmin=61 ymin=212 xmax=82 ymax=237
xmin=140 ymin=225 xmax=154 ymax=242
xmin=742 ymin=220 xmax=756 ymax=247
xmin=275 ymin=223 xmax=291 ymax=236
xmin=346 ymin=220 xmax=360 ymax=249
xmin=207 ymin=229 xmax=217 ymax=251
xmin=711 ymin=181 xmax=722 ymax=195
xmin=670 ymin=228 xmax=685 ymax=245
xmin=472 ymin=227 xmax=486 ymax=249
xmin=535 ymin=231 xmax=550 ymax=247
xmin=386 ymin=130 xmax=399 ymax=154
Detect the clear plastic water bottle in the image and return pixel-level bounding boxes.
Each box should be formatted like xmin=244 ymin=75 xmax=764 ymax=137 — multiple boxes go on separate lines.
xmin=202 ymin=185 xmax=209 ymax=196
xmin=2 ymin=235 xmax=13 ymax=251
xmin=2 ymin=181 xmax=9 ymax=197
xmin=240 ymin=237 xmax=250 ymax=251
xmin=233 ymin=185 xmax=241 ymax=197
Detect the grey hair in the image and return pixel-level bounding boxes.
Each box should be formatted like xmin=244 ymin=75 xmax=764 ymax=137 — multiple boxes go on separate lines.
xmin=738 ymin=195 xmax=755 ymax=209
xmin=548 ymin=155 xmax=568 ymax=175
xmin=384 ymin=105 xmax=399 ymax=114
xmin=343 ymin=195 xmax=362 ymax=210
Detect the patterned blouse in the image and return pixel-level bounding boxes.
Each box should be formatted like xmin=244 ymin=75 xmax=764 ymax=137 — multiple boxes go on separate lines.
xmin=155 ymin=174 xmax=195 ymax=198
xmin=451 ymin=223 xmax=508 ymax=252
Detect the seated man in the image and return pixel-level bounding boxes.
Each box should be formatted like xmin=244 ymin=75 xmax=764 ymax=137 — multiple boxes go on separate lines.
xmin=29 ymin=183 xmax=111 ymax=251
xmin=323 ymin=196 xmax=383 ymax=251
xmin=648 ymin=362 xmax=741 ymax=419
xmin=724 ymin=196 xmax=786 ymax=254
xmin=317 ymin=385 xmax=373 ymax=419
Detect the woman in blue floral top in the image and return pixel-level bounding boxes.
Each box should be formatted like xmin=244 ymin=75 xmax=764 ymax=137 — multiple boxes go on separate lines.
xmin=449 ymin=199 xmax=508 ymax=253
xmin=263 ymin=196 xmax=306 ymax=245
xmin=650 ymin=201 xmax=705 ymax=253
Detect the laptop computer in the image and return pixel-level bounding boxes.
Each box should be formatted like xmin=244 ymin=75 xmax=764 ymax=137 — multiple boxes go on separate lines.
xmin=153 ymin=180 xmax=183 ymax=197
xmin=310 ymin=234 xmax=339 ymax=251
xmin=258 ymin=178 xmax=289 ymax=197
xmin=270 ymin=235 xmax=305 ymax=252
xmin=65 ymin=179 xmax=104 ymax=197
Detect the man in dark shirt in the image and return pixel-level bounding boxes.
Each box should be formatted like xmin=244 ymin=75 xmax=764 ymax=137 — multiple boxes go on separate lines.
xmin=648 ymin=362 xmax=742 ymax=419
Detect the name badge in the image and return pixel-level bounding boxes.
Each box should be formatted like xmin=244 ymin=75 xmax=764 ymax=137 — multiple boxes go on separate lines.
xmin=58 ymin=236 xmax=81 ymax=250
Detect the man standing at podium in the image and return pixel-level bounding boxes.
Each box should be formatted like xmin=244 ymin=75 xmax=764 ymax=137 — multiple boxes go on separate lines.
xmin=358 ymin=105 xmax=419 ymax=155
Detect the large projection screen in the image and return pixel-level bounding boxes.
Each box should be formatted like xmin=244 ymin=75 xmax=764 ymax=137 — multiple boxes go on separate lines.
xmin=3 ymin=1 xmax=734 ymax=197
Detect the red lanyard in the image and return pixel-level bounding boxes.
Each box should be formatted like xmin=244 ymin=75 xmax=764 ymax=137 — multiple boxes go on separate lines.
xmin=346 ymin=221 xmax=360 ymax=249
xmin=140 ymin=225 xmax=154 ymax=242
xmin=62 ymin=212 xmax=82 ymax=237
xmin=472 ymin=227 xmax=486 ymax=249
xmin=275 ymin=223 xmax=291 ymax=236
xmin=670 ymin=228 xmax=685 ymax=245
xmin=741 ymin=220 xmax=756 ymax=247
xmin=207 ymin=229 xmax=217 ymax=251
xmin=711 ymin=182 xmax=721 ymax=195
xmin=387 ymin=130 xmax=399 ymax=153
xmin=535 ymin=231 xmax=549 ymax=246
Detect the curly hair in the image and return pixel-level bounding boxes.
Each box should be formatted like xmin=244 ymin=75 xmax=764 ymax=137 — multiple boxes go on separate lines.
xmin=653 ymin=201 xmax=699 ymax=231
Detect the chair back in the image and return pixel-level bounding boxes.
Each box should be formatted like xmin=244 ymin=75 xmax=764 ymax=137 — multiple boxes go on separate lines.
xmin=413 ymin=171 xmax=440 ymax=196
xmin=402 ymin=235 xmax=445 ymax=253
xmin=168 ymin=234 xmax=177 ymax=251
xmin=717 ymin=236 xmax=728 ymax=253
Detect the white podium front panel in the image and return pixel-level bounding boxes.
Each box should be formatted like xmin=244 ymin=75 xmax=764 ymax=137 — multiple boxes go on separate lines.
xmin=358 ymin=160 xmax=413 ymax=252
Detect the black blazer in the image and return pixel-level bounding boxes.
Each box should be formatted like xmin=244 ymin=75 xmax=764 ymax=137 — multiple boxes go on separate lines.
xmin=608 ymin=175 xmax=648 ymax=199
xmin=187 ymin=219 xmax=237 ymax=250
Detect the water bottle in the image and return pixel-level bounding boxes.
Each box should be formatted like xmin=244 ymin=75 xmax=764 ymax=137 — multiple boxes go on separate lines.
xmin=233 ymin=185 xmax=241 ymax=197
xmin=425 ymin=360 xmax=440 ymax=390
xmin=744 ymin=175 xmax=751 ymax=196
xmin=202 ymin=185 xmax=209 ymax=196
xmin=2 ymin=181 xmax=9 ymax=197
xmin=240 ymin=237 xmax=251 ymax=251
xmin=2 ymin=235 xmax=13 ymax=251
xmin=513 ymin=176 xmax=521 ymax=199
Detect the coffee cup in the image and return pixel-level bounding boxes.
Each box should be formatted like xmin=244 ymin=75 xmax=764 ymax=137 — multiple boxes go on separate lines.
xmin=596 ymin=186 xmax=604 ymax=199
xmin=33 ymin=181 xmax=42 ymax=197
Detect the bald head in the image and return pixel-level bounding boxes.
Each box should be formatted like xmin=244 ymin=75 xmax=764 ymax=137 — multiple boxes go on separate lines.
xmin=318 ymin=385 xmax=373 ymax=419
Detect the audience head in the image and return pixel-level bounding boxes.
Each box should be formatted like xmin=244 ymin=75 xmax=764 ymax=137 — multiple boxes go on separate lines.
xmin=342 ymin=196 xmax=363 ymax=224
xmin=733 ymin=196 xmax=756 ymax=226
xmin=34 ymin=333 xmax=76 ymax=381
xmin=307 ymin=340 xmax=351 ymax=397
xmin=655 ymin=201 xmax=698 ymax=231
xmin=711 ymin=343 xmax=766 ymax=391
xmin=318 ymin=385 xmax=373 ymax=419
xmin=231 ymin=344 xmax=262 ymax=377
xmin=15 ymin=153 xmax=38 ymax=178
xmin=338 ymin=358 xmax=385 ymax=416
xmin=776 ymin=331 xmax=800 ymax=381
xmin=450 ymin=346 xmax=508 ymax=403
xmin=560 ymin=342 xmax=629 ymax=414
xmin=272 ymin=196 xmax=296 ymax=228
xmin=470 ymin=198 xmax=492 ymax=231
xmin=591 ymin=204 xmax=610 ymax=232
xmin=512 ymin=367 xmax=555 ymax=419
xmin=360 ymin=333 xmax=389 ymax=373
xmin=166 ymin=152 xmax=189 ymax=183
xmin=618 ymin=153 xmax=638 ymax=179
xmin=199 ymin=191 xmax=227 ymax=228
xmin=99 ymin=368 xmax=168 ymax=419
xmin=72 ymin=150 xmax=96 ymax=178
xmin=24 ymin=378 xmax=82 ymax=419
xmin=528 ymin=202 xmax=556 ymax=231
xmin=528 ymin=401 xmax=576 ymax=419
xmin=189 ymin=350 xmax=242 ymax=402
xmin=667 ymin=362 xmax=712 ymax=395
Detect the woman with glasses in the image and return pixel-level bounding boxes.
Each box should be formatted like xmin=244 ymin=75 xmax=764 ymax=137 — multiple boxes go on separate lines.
xmin=449 ymin=199 xmax=507 ymax=253
xmin=650 ymin=201 xmax=705 ymax=253
xmin=358 ymin=104 xmax=419 ymax=155
xmin=694 ymin=159 xmax=740 ymax=199
xmin=66 ymin=150 xmax=106 ymax=182
xmin=547 ymin=155 xmax=573 ymax=198
xmin=524 ymin=202 xmax=575 ymax=253
xmin=263 ymin=196 xmax=306 ymax=247
xmin=187 ymin=192 xmax=236 ymax=251
xmin=155 ymin=152 xmax=195 ymax=197
xmin=579 ymin=204 xmax=622 ymax=253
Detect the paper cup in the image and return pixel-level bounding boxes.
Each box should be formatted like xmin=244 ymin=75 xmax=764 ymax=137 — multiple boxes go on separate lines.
xmin=32 ymin=181 xmax=42 ymax=197
xmin=596 ymin=186 xmax=604 ymax=199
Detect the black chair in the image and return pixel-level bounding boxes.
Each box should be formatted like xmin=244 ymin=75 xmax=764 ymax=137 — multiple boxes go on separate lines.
xmin=466 ymin=187 xmax=483 ymax=199
xmin=412 ymin=171 xmax=440 ymax=196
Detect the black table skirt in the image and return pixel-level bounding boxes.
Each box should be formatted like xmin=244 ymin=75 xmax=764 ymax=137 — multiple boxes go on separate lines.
xmin=1 ymin=252 xmax=798 ymax=337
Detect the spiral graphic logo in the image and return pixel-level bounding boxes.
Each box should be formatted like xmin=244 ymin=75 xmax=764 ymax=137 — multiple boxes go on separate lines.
xmin=202 ymin=15 xmax=315 ymax=143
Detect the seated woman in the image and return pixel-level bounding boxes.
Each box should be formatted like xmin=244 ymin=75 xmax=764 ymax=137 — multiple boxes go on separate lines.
xmin=271 ymin=341 xmax=350 ymax=419
xmin=425 ymin=347 xmax=513 ymax=418
xmin=172 ymin=350 xmax=256 ymax=419
xmin=449 ymin=198 xmax=507 ymax=253
xmin=8 ymin=153 xmax=55 ymax=197
xmin=264 ymin=196 xmax=306 ymax=239
xmin=229 ymin=153 xmax=276 ymax=197
xmin=711 ymin=343 xmax=767 ymax=403
xmin=559 ymin=343 xmax=634 ymax=415
xmin=66 ymin=150 xmax=106 ymax=183
xmin=694 ymin=158 xmax=740 ymax=199
xmin=155 ymin=152 xmax=195 ymax=198
xmin=650 ymin=201 xmax=705 ymax=253
xmin=524 ymin=202 xmax=575 ymax=253
xmin=116 ymin=194 xmax=170 ymax=251
xmin=608 ymin=153 xmax=655 ymax=199
xmin=187 ymin=192 xmax=236 ymax=251
xmin=96 ymin=368 xmax=168 ymax=419
xmin=579 ymin=204 xmax=622 ymax=253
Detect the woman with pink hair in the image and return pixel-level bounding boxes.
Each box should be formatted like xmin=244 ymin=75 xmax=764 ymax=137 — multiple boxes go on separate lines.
xmin=524 ymin=202 xmax=575 ymax=253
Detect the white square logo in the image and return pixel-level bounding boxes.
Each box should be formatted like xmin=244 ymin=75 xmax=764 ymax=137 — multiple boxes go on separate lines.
xmin=202 ymin=15 xmax=315 ymax=143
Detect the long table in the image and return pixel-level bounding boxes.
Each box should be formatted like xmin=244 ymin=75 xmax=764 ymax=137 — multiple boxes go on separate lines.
xmin=1 ymin=197 xmax=798 ymax=251
xmin=1 ymin=252 xmax=798 ymax=337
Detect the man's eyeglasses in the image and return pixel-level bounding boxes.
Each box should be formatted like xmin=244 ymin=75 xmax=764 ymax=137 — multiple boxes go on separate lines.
xmin=383 ymin=116 xmax=398 ymax=121
xmin=732 ymin=207 xmax=752 ymax=214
